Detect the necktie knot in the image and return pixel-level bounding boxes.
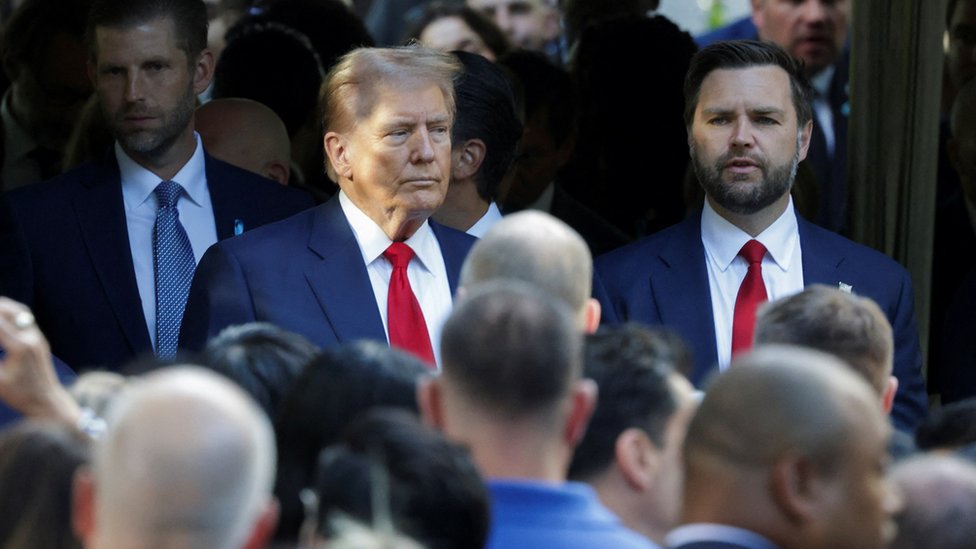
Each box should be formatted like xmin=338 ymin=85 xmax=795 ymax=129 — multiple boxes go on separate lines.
xmin=384 ymin=242 xmax=415 ymax=269
xmin=738 ymin=240 xmax=767 ymax=265
xmin=154 ymin=181 xmax=184 ymax=209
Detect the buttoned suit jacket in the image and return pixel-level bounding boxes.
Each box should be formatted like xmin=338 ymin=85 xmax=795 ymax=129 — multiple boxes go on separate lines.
xmin=593 ymin=210 xmax=928 ymax=431
xmin=178 ymin=195 xmax=476 ymax=353
xmin=0 ymin=150 xmax=314 ymax=371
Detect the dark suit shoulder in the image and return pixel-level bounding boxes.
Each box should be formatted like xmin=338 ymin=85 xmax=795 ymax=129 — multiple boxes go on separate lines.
xmin=205 ymin=154 xmax=312 ymax=208
xmin=596 ymin=216 xmax=696 ymax=274
xmin=799 ymin=217 xmax=911 ymax=280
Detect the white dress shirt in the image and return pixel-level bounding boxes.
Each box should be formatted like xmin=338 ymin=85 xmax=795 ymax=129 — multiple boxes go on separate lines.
xmin=119 ymin=134 xmax=217 ymax=348
xmin=701 ymin=198 xmax=805 ymax=370
xmin=466 ymin=201 xmax=503 ymax=237
xmin=338 ymin=191 xmax=453 ymax=367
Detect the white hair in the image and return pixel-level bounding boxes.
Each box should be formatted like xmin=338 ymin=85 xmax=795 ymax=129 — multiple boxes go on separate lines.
xmin=92 ymin=366 xmax=276 ymax=549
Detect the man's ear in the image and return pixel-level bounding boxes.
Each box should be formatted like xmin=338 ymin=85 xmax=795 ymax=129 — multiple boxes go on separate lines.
xmin=614 ymin=427 xmax=660 ymax=492
xmin=72 ymin=467 xmax=96 ymax=544
xmin=565 ymin=378 xmax=598 ymax=447
xmin=881 ymin=376 xmax=898 ymax=416
xmin=583 ymin=298 xmax=601 ymax=334
xmin=417 ymin=376 xmax=445 ymax=430
xmin=192 ymin=49 xmax=215 ymax=95
xmin=797 ymin=120 xmax=813 ymax=162
xmin=324 ymin=132 xmax=353 ymax=180
xmin=243 ymin=498 xmax=280 ymax=549
xmin=770 ymin=452 xmax=820 ymax=526
xmin=263 ymin=160 xmax=290 ymax=185
xmin=452 ymin=138 xmax=486 ymax=181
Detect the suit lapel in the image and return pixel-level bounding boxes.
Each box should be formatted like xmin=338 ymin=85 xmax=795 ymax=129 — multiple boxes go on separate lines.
xmin=656 ymin=212 xmax=718 ymax=383
xmin=206 ymin=154 xmax=239 ymax=240
xmin=798 ymin=215 xmax=845 ymax=287
xmin=304 ymin=198 xmax=387 ymax=343
xmin=72 ymin=153 xmax=151 ymax=354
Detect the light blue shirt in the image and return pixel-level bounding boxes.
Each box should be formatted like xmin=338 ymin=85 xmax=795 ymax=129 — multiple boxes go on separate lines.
xmin=466 ymin=201 xmax=503 ymax=238
xmin=118 ymin=134 xmax=217 ymax=348
xmin=666 ymin=523 xmax=781 ymax=549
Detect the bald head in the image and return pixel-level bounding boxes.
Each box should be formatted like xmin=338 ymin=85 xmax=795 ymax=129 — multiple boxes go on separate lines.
xmin=687 ymin=345 xmax=878 ymax=472
xmin=755 ymin=285 xmax=893 ymax=396
xmin=889 ymin=455 xmax=976 ymax=549
xmin=682 ymin=345 xmax=897 ymax=549
xmin=196 ymin=98 xmax=291 ymax=184
xmin=87 ymin=367 xmax=276 ymax=549
xmin=460 ymin=211 xmax=596 ymax=328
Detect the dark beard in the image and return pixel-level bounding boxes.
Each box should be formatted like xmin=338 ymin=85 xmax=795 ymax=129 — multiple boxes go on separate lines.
xmin=692 ymin=139 xmax=800 ymax=215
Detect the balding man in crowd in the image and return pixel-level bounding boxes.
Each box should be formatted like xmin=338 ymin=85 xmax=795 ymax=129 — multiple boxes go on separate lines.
xmin=568 ymin=325 xmax=697 ymax=547
xmin=755 ymin=285 xmax=898 ymax=413
xmin=180 ymin=47 xmax=475 ymax=366
xmin=667 ymin=345 xmax=901 ymax=549
xmin=460 ymin=210 xmax=600 ymax=332
xmin=888 ymin=454 xmax=976 ymax=549
xmin=195 ymin=98 xmax=291 ymax=185
xmin=420 ymin=282 xmax=654 ymax=548
xmin=72 ymin=367 xmax=278 ymax=549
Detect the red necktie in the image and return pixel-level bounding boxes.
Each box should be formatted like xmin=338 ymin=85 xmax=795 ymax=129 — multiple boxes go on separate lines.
xmin=731 ymin=239 xmax=768 ymax=356
xmin=384 ymin=242 xmax=436 ymax=366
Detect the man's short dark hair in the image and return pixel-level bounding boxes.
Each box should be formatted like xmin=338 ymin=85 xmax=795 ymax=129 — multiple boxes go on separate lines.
xmin=915 ymin=398 xmax=976 ymax=451
xmin=314 ymin=409 xmax=490 ymax=549
xmin=214 ymin=21 xmax=324 ymax=136
xmin=451 ymin=51 xmax=522 ymax=201
xmin=273 ymin=341 xmax=428 ymax=544
xmin=2 ymin=0 xmax=92 ymax=78
xmin=568 ymin=324 xmax=689 ymax=481
xmin=200 ymin=322 xmax=319 ymax=419
xmin=86 ymin=0 xmax=209 ymax=61
xmin=755 ymin=285 xmax=893 ymax=395
xmin=441 ymin=280 xmax=582 ymax=420
xmin=498 ymin=49 xmax=578 ymax=147
xmin=403 ymin=2 xmax=511 ymax=59
xmin=683 ymin=39 xmax=813 ymax=129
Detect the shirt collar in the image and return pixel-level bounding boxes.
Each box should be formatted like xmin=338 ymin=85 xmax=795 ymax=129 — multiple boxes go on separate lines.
xmin=810 ymin=65 xmax=835 ymax=98
xmin=338 ymin=190 xmax=438 ymax=274
xmin=467 ymin=201 xmax=502 ymax=238
xmin=1 ymin=91 xmax=37 ymax=162
xmin=666 ymin=524 xmax=781 ymax=549
xmin=118 ymin=133 xmax=207 ymax=209
xmin=527 ymin=182 xmax=556 ymax=212
xmin=701 ymin=197 xmax=799 ymax=273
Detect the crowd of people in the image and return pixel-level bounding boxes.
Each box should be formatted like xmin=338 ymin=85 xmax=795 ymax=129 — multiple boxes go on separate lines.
xmin=0 ymin=0 xmax=975 ymax=548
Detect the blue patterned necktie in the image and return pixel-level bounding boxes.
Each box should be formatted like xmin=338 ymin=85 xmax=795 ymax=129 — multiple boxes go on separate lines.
xmin=153 ymin=181 xmax=196 ymax=360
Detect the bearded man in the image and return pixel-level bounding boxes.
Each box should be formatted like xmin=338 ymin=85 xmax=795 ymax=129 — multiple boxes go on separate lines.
xmin=593 ymin=40 xmax=927 ymax=432
xmin=0 ymin=0 xmax=313 ymax=371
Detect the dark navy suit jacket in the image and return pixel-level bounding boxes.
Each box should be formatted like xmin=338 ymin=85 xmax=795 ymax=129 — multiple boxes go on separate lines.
xmin=179 ymin=196 xmax=476 ymax=353
xmin=594 ymin=210 xmax=928 ymax=431
xmin=0 ymin=151 xmax=314 ymax=372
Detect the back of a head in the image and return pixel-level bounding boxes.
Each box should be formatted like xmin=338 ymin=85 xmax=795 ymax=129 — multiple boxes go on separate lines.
xmin=214 ymin=21 xmax=324 ymax=136
xmin=313 ymin=409 xmax=490 ymax=549
xmin=685 ymin=345 xmax=880 ymax=484
xmin=86 ymin=0 xmax=208 ymax=61
xmin=195 ymin=98 xmax=292 ymax=183
xmin=915 ymin=397 xmax=976 ymax=451
xmin=200 ymin=322 xmax=319 ymax=419
xmin=261 ymin=0 xmax=374 ymax=73
xmin=498 ymin=48 xmax=576 ymax=148
xmin=889 ymin=455 xmax=976 ymax=549
xmin=460 ymin=211 xmax=592 ymax=319
xmin=441 ymin=280 xmax=582 ymax=421
xmin=568 ymin=324 xmax=688 ymax=481
xmin=0 ymin=420 xmax=89 ymax=549
xmin=451 ymin=50 xmax=522 ymax=201
xmin=273 ymin=341 xmax=428 ymax=543
xmin=93 ymin=367 xmax=275 ymax=549
xmin=755 ymin=285 xmax=894 ymax=395
xmin=3 ymin=0 xmax=91 ymax=77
